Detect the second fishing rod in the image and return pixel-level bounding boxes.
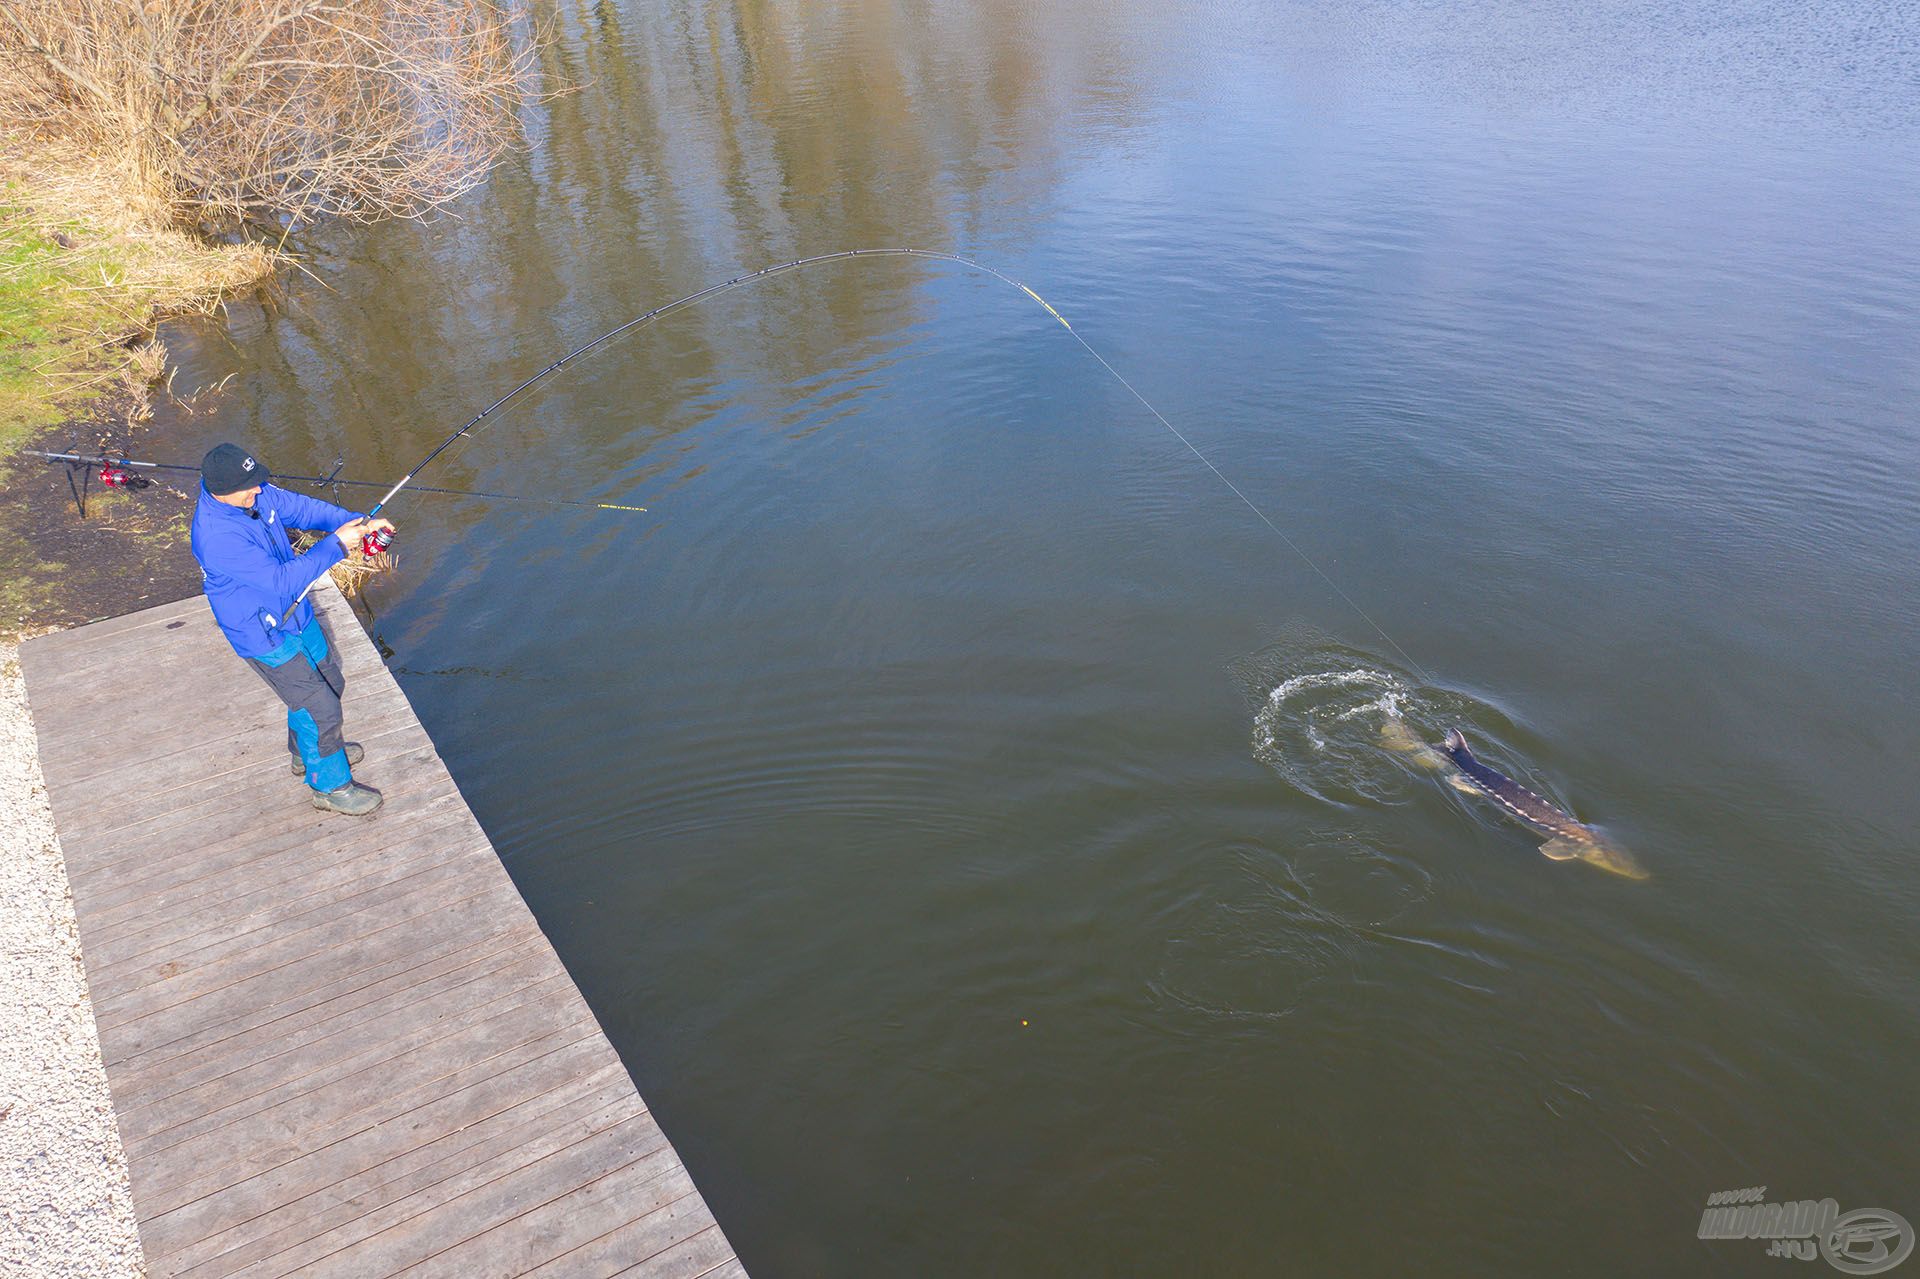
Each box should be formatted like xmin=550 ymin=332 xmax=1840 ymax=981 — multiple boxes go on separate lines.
xmin=26 ymin=450 xmax=648 ymax=536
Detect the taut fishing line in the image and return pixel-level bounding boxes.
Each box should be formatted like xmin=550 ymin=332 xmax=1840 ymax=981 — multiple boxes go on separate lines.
xmin=373 ymin=247 xmax=1431 ymax=683
xmin=49 ymin=249 xmax=1427 ymax=678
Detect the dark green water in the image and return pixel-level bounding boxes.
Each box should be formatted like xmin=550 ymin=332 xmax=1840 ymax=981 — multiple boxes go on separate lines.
xmin=156 ymin=2 xmax=1920 ymax=1273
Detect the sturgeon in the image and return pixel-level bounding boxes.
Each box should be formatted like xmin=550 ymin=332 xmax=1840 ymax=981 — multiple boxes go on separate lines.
xmin=1379 ymin=720 xmax=1648 ymax=879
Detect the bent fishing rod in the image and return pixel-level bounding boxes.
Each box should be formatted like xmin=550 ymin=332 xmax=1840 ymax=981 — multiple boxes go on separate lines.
xmin=362 ymin=250 xmax=1066 ymax=523
xmin=359 ymin=246 xmax=1430 ymax=682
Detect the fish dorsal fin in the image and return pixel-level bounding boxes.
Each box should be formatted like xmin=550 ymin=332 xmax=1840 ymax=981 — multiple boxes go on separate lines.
xmin=1538 ymin=837 xmax=1583 ymax=861
xmin=1444 ymin=728 xmax=1469 ymax=755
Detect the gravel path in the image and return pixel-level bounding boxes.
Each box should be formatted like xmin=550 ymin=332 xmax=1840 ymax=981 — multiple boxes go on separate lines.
xmin=0 ymin=639 xmax=144 ymax=1278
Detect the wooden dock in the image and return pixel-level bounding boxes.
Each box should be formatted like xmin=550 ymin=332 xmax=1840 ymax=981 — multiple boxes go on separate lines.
xmin=19 ymin=582 xmax=741 ymax=1279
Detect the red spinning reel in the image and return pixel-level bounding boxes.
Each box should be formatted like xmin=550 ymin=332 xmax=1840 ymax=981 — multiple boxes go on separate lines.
xmin=98 ymin=463 xmax=151 ymax=490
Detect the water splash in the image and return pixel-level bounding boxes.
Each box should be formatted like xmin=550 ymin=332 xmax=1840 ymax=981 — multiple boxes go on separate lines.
xmin=1242 ymin=645 xmax=1428 ymax=806
xmin=1236 ymin=635 xmax=1552 ymax=823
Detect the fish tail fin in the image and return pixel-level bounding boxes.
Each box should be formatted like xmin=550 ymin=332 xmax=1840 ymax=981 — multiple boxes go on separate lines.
xmin=1444 ymin=728 xmax=1469 ymax=754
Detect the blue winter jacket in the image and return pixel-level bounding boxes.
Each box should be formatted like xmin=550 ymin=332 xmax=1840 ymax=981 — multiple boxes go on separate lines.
xmin=190 ymin=482 xmax=363 ymax=659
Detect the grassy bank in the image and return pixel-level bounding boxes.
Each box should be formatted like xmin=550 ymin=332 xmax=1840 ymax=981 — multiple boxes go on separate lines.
xmin=0 ymin=145 xmax=276 ymax=456
xmin=0 ymin=143 xmax=280 ymax=634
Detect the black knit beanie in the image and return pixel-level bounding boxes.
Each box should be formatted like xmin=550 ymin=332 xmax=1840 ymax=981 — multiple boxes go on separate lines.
xmin=201 ymin=443 xmax=269 ymax=495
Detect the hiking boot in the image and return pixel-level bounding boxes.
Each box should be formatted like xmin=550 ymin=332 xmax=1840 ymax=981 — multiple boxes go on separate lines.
xmin=312 ymin=781 xmax=383 ymax=816
xmin=292 ymin=742 xmax=364 ymax=776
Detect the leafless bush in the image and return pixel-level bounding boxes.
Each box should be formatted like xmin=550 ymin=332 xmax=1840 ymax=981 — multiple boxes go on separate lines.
xmin=0 ymin=0 xmax=538 ymax=230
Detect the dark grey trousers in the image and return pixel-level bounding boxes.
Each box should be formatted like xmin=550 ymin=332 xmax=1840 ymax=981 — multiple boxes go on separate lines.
xmin=246 ymin=620 xmax=350 ymax=790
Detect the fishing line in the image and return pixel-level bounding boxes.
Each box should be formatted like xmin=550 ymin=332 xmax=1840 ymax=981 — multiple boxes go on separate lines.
xmin=375 ymin=247 xmax=1432 ymax=684
xmin=1050 ymin=317 xmax=1434 ymax=686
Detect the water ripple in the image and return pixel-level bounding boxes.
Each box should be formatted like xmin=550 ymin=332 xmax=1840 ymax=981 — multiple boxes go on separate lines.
xmin=1148 ymin=831 xmax=1436 ymax=1022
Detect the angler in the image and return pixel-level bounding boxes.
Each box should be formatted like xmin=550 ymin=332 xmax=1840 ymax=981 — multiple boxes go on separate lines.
xmin=190 ymin=443 xmax=396 ymax=816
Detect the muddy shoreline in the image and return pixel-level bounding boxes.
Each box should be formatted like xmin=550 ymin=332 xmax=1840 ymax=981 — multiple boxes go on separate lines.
xmin=1 ymin=399 xmax=208 ymax=635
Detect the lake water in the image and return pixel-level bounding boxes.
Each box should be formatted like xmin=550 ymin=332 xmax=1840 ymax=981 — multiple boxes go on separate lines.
xmin=156 ymin=1 xmax=1920 ymax=1273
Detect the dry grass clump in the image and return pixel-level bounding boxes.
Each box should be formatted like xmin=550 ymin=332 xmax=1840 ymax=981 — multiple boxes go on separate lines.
xmin=0 ymin=143 xmax=277 ymax=448
xmin=122 ymin=340 xmax=167 ymax=386
xmin=289 ymin=527 xmax=394 ymax=598
xmin=0 ymin=0 xmax=539 ymax=230
xmin=2 ymin=143 xmax=277 ymax=317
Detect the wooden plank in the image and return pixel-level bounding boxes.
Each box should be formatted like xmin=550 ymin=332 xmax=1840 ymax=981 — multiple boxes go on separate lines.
xmin=90 ymin=825 xmax=499 ymax=983
xmin=114 ymin=943 xmax=562 ymax=1138
xmin=95 ymin=887 xmax=525 ymax=1062
xmin=401 ymin=1157 xmax=703 ymax=1279
xmin=137 ymin=1021 xmax=613 ymax=1226
xmin=84 ymin=804 xmax=484 ymax=971
xmin=29 ymin=631 xmax=254 ymax=712
xmin=526 ymin=1204 xmax=734 ymax=1278
xmin=116 ymin=933 xmax=548 ymax=1109
xmin=31 ymin=650 xmax=393 ymax=743
xmin=125 ymin=971 xmax=588 ymax=1166
xmin=38 ymin=627 xmax=389 ymax=698
xmin=612 ymin=1224 xmax=737 ymax=1279
xmin=83 ymin=787 xmax=473 ymax=927
xmin=32 ymin=622 xmax=391 ymax=715
xmin=75 ymin=798 xmax=483 ymax=1013
xmin=94 ymin=872 xmax=512 ymax=1038
xmin=23 ymin=593 xmax=384 ymax=686
xmin=164 ymin=1056 xmax=634 ymax=1278
xmin=50 ymin=743 xmax=444 ymax=859
xmin=209 ymin=1089 xmax=653 ymax=1278
xmin=48 ymin=691 xmax=432 ymax=815
xmin=59 ymin=740 xmax=453 ymax=876
xmin=82 ymin=825 xmax=482 ymax=993
xmin=18 ymin=594 xmax=206 ymax=660
xmin=86 ymin=830 xmax=499 ymax=995
xmin=22 ymin=584 xmax=739 ymax=1278
xmin=313 ymin=1119 xmax=682 ymax=1277
xmin=109 ymin=929 xmax=538 ymax=1080
xmin=116 ymin=941 xmax=578 ymax=1125
xmin=36 ymin=693 xmax=417 ymax=794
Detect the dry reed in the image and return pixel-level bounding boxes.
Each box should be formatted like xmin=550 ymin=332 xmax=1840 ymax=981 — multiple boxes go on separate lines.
xmin=290 ymin=527 xmax=394 ymax=597
xmin=0 ymin=0 xmax=540 ymax=231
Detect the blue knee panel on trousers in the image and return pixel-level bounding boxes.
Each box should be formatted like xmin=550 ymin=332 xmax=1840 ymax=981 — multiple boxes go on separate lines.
xmin=290 ymin=707 xmax=351 ymax=791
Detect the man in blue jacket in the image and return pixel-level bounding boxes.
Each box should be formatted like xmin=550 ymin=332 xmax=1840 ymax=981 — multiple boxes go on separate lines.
xmin=189 ymin=443 xmax=395 ymax=816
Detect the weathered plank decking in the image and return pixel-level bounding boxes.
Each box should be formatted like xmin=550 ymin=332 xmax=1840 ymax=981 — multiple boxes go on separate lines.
xmin=19 ymin=582 xmax=741 ymax=1279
